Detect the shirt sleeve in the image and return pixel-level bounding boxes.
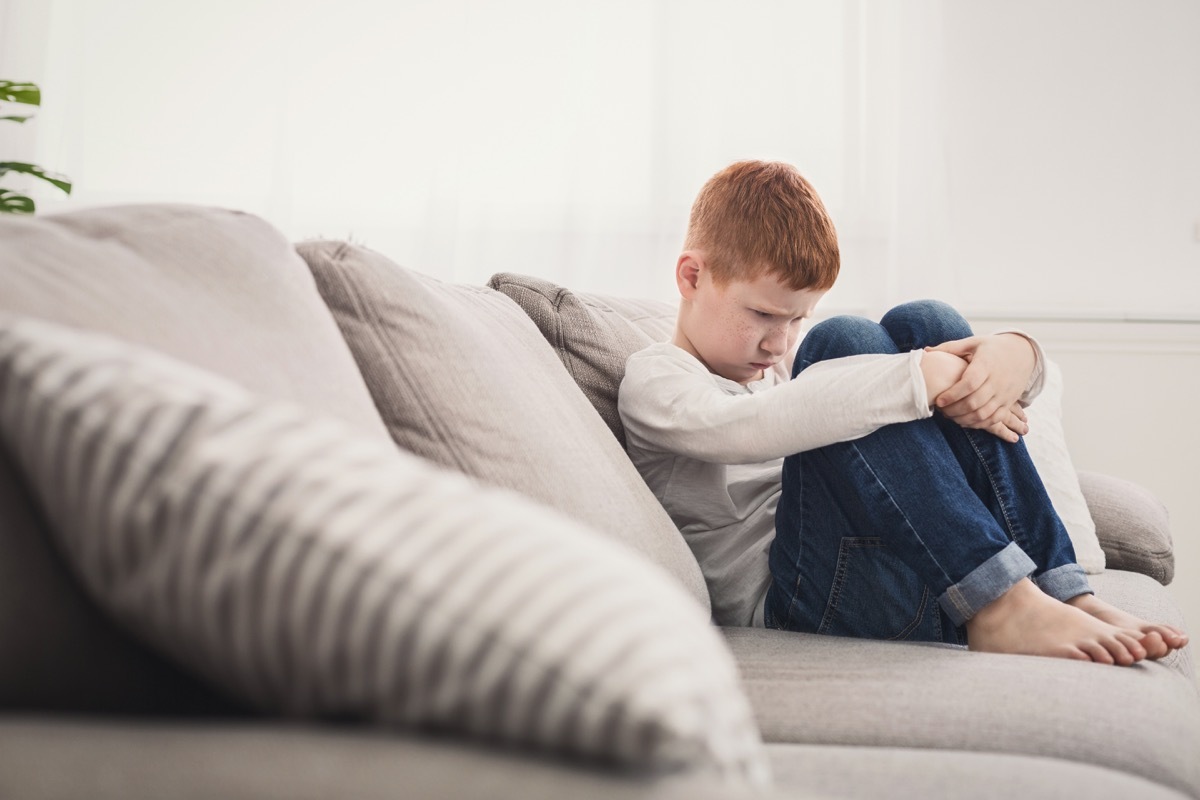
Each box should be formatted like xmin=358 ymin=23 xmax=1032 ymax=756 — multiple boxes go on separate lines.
xmin=991 ymin=328 xmax=1046 ymax=406
xmin=619 ymin=348 xmax=933 ymax=465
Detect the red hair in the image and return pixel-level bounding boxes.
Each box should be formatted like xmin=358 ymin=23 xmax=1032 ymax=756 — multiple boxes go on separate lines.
xmin=685 ymin=160 xmax=839 ymax=291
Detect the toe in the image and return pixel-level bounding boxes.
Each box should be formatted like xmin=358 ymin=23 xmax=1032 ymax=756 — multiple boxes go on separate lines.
xmin=1115 ymin=632 xmax=1148 ymax=662
xmin=1081 ymin=641 xmax=1115 ymax=665
xmin=1139 ymin=631 xmax=1168 ymax=659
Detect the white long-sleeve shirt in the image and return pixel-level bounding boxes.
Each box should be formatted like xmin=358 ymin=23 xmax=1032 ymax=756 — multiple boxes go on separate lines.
xmin=618 ymin=339 xmax=1045 ymax=628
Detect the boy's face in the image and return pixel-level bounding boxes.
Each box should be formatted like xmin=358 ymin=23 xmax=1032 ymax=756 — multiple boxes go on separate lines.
xmin=674 ymin=254 xmax=827 ymax=385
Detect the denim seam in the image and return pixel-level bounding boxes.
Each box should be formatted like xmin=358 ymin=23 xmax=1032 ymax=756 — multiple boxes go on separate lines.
xmin=962 ymin=428 xmax=1024 ymax=549
xmin=849 ymin=440 xmax=957 ymax=596
xmin=888 ymin=586 xmax=932 ymax=641
xmin=782 ymin=461 xmax=806 ymax=631
xmin=816 ymin=537 xmax=884 ymax=635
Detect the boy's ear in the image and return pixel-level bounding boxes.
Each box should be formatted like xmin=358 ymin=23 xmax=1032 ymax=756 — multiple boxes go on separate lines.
xmin=676 ymin=251 xmax=704 ymax=298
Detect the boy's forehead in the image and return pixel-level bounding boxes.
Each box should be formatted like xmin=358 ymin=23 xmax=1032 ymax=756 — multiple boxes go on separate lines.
xmin=728 ymin=273 xmax=823 ymax=313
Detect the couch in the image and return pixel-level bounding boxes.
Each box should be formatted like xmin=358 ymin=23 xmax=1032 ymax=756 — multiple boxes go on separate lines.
xmin=0 ymin=204 xmax=1195 ymax=800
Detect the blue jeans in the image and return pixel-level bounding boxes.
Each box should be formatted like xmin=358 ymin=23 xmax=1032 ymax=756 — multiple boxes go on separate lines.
xmin=763 ymin=300 xmax=1091 ymax=645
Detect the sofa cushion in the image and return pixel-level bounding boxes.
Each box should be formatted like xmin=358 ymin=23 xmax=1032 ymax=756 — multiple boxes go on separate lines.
xmin=0 ymin=719 xmax=1188 ymax=800
xmin=1021 ymin=360 xmax=1104 ymax=573
xmin=296 ymin=242 xmax=708 ymax=611
xmin=0 ymin=204 xmax=388 ymax=713
xmin=723 ymin=573 xmax=1200 ymax=797
xmin=1079 ymin=471 xmax=1174 ymax=585
xmin=487 ymin=272 xmax=674 ymax=448
xmin=0 ymin=314 xmax=766 ymax=781
xmin=0 ymin=718 xmax=780 ymax=800
xmin=765 ymin=743 xmax=1192 ymax=800
xmin=489 ymin=273 xmax=1110 ymax=576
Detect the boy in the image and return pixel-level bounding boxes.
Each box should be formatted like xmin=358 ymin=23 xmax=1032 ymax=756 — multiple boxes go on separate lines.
xmin=618 ymin=160 xmax=1188 ymax=663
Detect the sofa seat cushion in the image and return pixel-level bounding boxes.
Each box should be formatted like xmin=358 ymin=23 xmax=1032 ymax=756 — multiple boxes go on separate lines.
xmin=765 ymin=743 xmax=1191 ymax=800
xmin=0 ymin=315 xmax=765 ymax=779
xmin=0 ymin=718 xmax=1189 ymax=800
xmin=723 ymin=574 xmax=1200 ymax=797
xmin=0 ymin=204 xmax=388 ymax=714
xmin=297 ymin=242 xmax=708 ymax=610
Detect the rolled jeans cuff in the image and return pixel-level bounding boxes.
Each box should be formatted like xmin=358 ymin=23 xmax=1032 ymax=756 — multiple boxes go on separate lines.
xmin=938 ymin=541 xmax=1036 ymax=627
xmin=1033 ymin=562 xmax=1092 ymax=603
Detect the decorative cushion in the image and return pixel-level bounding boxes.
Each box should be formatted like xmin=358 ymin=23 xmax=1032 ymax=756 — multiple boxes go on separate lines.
xmin=1079 ymin=471 xmax=1173 ymax=584
xmin=487 ymin=273 xmax=674 ymax=447
xmin=1021 ymin=361 xmax=1105 ymax=572
xmin=489 ymin=273 xmax=1106 ymax=574
xmin=0 ymin=314 xmax=768 ymax=782
xmin=295 ymin=242 xmax=709 ymax=612
xmin=0 ymin=204 xmax=388 ymax=713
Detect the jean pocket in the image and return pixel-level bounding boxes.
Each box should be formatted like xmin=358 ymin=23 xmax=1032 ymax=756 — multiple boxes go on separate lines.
xmin=816 ymin=537 xmax=939 ymax=641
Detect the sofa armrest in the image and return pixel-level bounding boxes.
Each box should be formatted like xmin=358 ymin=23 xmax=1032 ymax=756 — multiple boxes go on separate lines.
xmin=1077 ymin=470 xmax=1174 ymax=585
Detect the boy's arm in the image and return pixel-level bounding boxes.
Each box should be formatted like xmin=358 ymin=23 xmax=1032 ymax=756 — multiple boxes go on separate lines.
xmin=926 ymin=331 xmax=1045 ymax=432
xmin=619 ymin=348 xmax=933 ymax=465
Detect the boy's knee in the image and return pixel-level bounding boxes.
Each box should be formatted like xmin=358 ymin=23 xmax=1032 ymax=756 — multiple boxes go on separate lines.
xmin=796 ymin=316 xmax=895 ymax=372
xmin=880 ymin=300 xmax=972 ymax=349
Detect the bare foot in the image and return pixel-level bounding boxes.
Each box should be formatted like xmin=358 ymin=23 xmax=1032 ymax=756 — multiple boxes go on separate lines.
xmin=1067 ymin=593 xmax=1189 ymax=660
xmin=966 ymin=579 xmax=1148 ymax=665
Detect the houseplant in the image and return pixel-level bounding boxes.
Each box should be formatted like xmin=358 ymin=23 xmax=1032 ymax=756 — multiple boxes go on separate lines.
xmin=1 ymin=80 xmax=71 ymax=213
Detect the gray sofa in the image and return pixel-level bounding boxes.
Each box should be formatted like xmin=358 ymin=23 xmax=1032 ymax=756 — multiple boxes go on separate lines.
xmin=0 ymin=204 xmax=1195 ymax=800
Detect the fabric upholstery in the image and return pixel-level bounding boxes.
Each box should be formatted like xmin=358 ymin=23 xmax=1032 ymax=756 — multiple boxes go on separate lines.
xmin=0 ymin=315 xmax=765 ymax=780
xmin=723 ymin=574 xmax=1200 ymax=797
xmin=297 ymin=243 xmax=709 ymax=610
xmin=765 ymin=743 xmax=1192 ymax=800
xmin=0 ymin=719 xmax=1189 ymax=800
xmin=1079 ymin=471 xmax=1174 ymax=585
xmin=487 ymin=272 xmax=674 ymax=447
xmin=0 ymin=719 xmax=785 ymax=800
xmin=0 ymin=204 xmax=387 ymax=714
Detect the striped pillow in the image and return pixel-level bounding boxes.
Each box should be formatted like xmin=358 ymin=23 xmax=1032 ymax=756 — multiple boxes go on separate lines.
xmin=0 ymin=315 xmax=768 ymax=782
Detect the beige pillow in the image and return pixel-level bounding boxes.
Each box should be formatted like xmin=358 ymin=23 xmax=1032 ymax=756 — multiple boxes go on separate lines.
xmin=0 ymin=204 xmax=387 ymax=713
xmin=1023 ymin=361 xmax=1105 ymax=573
xmin=296 ymin=242 xmax=709 ymax=612
xmin=0 ymin=313 xmax=769 ymax=783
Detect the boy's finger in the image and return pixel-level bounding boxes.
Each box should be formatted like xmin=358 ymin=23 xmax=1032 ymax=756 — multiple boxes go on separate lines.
xmin=935 ymin=369 xmax=986 ymax=407
xmin=926 ymin=337 xmax=979 ymax=357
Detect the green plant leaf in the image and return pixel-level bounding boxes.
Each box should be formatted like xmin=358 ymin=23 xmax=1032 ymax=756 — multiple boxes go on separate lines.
xmin=0 ymin=162 xmax=72 ymax=195
xmin=0 ymin=81 xmax=41 ymax=106
xmin=0 ymin=189 xmax=36 ymax=214
xmin=1 ymin=114 xmax=34 ymax=123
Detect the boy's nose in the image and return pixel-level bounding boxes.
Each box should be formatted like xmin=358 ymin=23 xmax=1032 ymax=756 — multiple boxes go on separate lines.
xmin=762 ymin=329 xmax=788 ymax=356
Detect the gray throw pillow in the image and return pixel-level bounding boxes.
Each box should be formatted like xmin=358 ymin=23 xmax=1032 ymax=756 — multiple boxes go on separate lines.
xmin=296 ymin=242 xmax=708 ymax=612
xmin=0 ymin=314 xmax=769 ymax=783
xmin=488 ymin=273 xmax=676 ymax=449
xmin=488 ymin=273 xmax=675 ymax=448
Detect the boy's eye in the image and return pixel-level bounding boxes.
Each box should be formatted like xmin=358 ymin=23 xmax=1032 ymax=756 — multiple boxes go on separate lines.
xmin=753 ymin=310 xmax=772 ymax=319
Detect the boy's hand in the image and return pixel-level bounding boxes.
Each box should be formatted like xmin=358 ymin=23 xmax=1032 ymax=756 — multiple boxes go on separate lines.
xmin=925 ymin=334 xmax=1036 ymax=440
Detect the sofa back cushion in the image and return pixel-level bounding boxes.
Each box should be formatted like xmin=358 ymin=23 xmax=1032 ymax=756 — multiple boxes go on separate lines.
xmin=488 ymin=272 xmax=675 ymax=448
xmin=295 ymin=242 xmax=709 ymax=611
xmin=487 ymin=273 xmax=675 ymax=448
xmin=0 ymin=204 xmax=389 ymax=712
